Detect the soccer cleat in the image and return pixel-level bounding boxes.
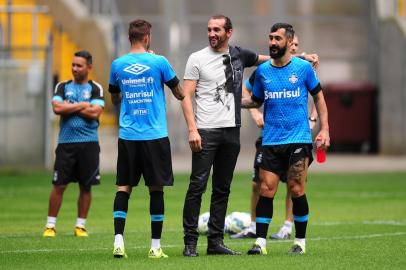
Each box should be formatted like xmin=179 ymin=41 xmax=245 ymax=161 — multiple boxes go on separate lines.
xmin=247 ymin=244 xmax=267 ymax=255
xmin=288 ymin=242 xmax=306 ymax=254
xmin=270 ymin=227 xmax=291 ymax=240
xmin=74 ymin=226 xmax=89 ymax=237
xmin=148 ymin=247 xmax=168 ymax=259
xmin=230 ymin=227 xmax=256 ymax=239
xmin=113 ymin=246 xmax=128 ymax=258
xmin=43 ymin=227 xmax=56 ymax=237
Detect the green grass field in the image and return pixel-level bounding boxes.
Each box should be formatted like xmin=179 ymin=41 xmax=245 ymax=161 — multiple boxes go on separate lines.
xmin=1 ymin=170 xmax=406 ymax=270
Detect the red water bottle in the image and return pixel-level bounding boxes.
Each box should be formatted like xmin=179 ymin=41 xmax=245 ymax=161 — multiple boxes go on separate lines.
xmin=315 ymin=140 xmax=326 ymax=163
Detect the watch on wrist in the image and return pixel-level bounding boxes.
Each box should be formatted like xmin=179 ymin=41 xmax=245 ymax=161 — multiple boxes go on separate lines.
xmin=309 ymin=117 xmax=317 ymax=122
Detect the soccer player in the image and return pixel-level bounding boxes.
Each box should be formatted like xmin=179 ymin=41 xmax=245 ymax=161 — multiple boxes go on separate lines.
xmin=43 ymin=50 xmax=104 ymax=238
xmin=181 ymin=14 xmax=269 ymax=257
xmin=231 ymin=34 xmax=318 ymax=240
xmin=242 ymin=23 xmax=330 ymax=255
xmin=109 ymin=19 xmax=184 ymax=259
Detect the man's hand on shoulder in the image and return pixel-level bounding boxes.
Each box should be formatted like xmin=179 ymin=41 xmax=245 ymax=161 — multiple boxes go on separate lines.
xmin=302 ymin=53 xmax=319 ymax=69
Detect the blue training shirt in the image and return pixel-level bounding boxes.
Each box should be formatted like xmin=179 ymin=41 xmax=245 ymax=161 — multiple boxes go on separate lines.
xmin=53 ymin=80 xmax=104 ymax=144
xmin=252 ymin=57 xmax=321 ymax=145
xmin=109 ymin=53 xmax=177 ymax=140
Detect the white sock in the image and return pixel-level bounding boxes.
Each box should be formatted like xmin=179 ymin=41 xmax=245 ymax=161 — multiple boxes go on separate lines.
xmin=46 ymin=216 xmax=56 ymax=228
xmin=283 ymin=220 xmax=293 ymax=232
xmin=250 ymin=221 xmax=256 ymax=230
xmin=76 ymin=218 xmax=86 ymax=228
xmin=151 ymin=239 xmax=161 ymax=249
xmin=114 ymin=234 xmax=124 ymax=247
xmin=255 ymin=237 xmax=266 ymax=248
xmin=294 ymin=238 xmax=306 ymax=246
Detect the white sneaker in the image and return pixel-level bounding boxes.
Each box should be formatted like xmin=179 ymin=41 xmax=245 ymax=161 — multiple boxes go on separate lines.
xmin=230 ymin=227 xmax=256 ymax=239
xmin=270 ymin=227 xmax=291 ymax=240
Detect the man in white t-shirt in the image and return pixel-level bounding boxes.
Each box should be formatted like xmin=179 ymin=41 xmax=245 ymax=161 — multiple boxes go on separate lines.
xmin=181 ymin=14 xmax=270 ymax=257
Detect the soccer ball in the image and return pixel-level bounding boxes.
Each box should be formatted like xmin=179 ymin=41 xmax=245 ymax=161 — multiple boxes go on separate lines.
xmin=198 ymin=212 xmax=210 ymax=235
xmin=224 ymin=212 xmax=251 ymax=235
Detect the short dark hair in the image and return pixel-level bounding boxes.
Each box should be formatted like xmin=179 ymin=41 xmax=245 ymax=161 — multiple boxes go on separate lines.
xmin=128 ymin=19 xmax=152 ymax=44
xmin=210 ymin=14 xmax=233 ymax=32
xmin=74 ymin=50 xmax=92 ymax=65
xmin=270 ymin=23 xmax=295 ymax=40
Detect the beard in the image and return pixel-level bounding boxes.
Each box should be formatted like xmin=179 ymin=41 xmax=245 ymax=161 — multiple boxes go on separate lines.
xmin=209 ymin=36 xmax=226 ymax=49
xmin=269 ymin=44 xmax=287 ymax=59
xmin=73 ymin=73 xmax=85 ymax=82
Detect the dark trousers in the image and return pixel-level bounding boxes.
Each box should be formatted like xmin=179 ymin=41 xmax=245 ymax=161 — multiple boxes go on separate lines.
xmin=183 ymin=127 xmax=240 ymax=246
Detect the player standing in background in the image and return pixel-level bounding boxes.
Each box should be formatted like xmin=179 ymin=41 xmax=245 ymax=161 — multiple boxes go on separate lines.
xmin=109 ymin=19 xmax=184 ymax=259
xmin=43 ymin=50 xmax=104 ymax=238
xmin=231 ymin=34 xmax=319 ymax=240
xmin=181 ymin=14 xmax=269 ymax=257
xmin=242 ymin=23 xmax=329 ymax=255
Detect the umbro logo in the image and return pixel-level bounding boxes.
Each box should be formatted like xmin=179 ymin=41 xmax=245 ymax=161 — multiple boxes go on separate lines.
xmin=124 ymin=64 xmax=150 ymax=75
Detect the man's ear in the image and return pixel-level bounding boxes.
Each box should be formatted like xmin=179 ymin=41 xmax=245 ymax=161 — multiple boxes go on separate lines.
xmin=226 ymin=28 xmax=233 ymax=38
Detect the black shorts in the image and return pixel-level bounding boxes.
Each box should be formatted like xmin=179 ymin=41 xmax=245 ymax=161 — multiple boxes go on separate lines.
xmin=116 ymin=137 xmax=174 ymax=187
xmin=261 ymin=143 xmax=313 ymax=180
xmin=53 ymin=142 xmax=100 ymax=187
xmin=252 ymin=137 xmax=288 ymax=183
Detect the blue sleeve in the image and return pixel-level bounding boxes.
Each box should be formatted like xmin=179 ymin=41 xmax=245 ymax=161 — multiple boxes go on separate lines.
xmin=252 ymin=69 xmax=264 ymax=102
xmin=245 ymin=79 xmax=252 ymax=92
xmin=160 ymin=56 xmax=177 ymax=83
xmin=304 ymin=63 xmax=320 ymax=93
xmin=109 ymin=61 xmax=118 ymax=86
xmin=245 ymin=69 xmax=257 ymax=92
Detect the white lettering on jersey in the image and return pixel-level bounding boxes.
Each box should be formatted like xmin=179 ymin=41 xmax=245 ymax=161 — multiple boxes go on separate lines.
xmin=121 ymin=77 xmax=154 ymax=85
xmin=125 ymin=90 xmax=154 ymax=99
xmin=264 ymin=87 xmax=300 ymax=100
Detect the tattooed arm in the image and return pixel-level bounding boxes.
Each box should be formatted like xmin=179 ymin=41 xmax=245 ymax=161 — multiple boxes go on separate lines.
xmin=170 ymin=83 xmax=185 ymax=101
xmin=166 ymin=76 xmax=184 ymax=101
xmin=241 ymin=95 xmax=262 ymax=109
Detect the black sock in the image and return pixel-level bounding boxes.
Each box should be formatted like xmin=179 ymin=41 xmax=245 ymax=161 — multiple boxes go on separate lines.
xmin=292 ymin=194 xmax=309 ymax=238
xmin=255 ymin=196 xmax=274 ymax=239
xmin=113 ymin=191 xmax=130 ymax=235
xmin=150 ymin=191 xmax=164 ymax=239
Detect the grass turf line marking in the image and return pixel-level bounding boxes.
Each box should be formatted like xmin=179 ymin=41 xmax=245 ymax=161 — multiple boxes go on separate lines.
xmin=1 ymin=219 xmax=406 ymax=238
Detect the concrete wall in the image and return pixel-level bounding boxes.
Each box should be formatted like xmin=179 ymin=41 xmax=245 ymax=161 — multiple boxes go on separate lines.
xmin=378 ymin=18 xmax=406 ymax=154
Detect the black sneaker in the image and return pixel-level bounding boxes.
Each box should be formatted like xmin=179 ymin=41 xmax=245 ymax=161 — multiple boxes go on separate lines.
xmin=288 ymin=243 xmax=305 ymax=254
xmin=247 ymin=244 xmax=267 ymax=255
xmin=207 ymin=242 xmax=242 ymax=255
xmin=183 ymin=245 xmax=199 ymax=257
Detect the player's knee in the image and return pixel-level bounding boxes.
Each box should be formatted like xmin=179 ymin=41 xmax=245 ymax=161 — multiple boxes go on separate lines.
xmin=79 ymin=184 xmax=91 ymax=192
xmin=53 ymin=185 xmax=67 ymax=194
xmin=259 ymin=182 xmax=276 ymax=197
xmin=117 ymin=185 xmax=131 ymax=193
xmin=289 ymin=183 xmax=304 ymax=197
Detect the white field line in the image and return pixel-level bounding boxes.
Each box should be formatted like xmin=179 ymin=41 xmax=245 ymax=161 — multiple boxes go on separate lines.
xmin=1 ymin=231 xmax=406 ymax=254
xmin=1 ymin=219 xmax=406 ymax=239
